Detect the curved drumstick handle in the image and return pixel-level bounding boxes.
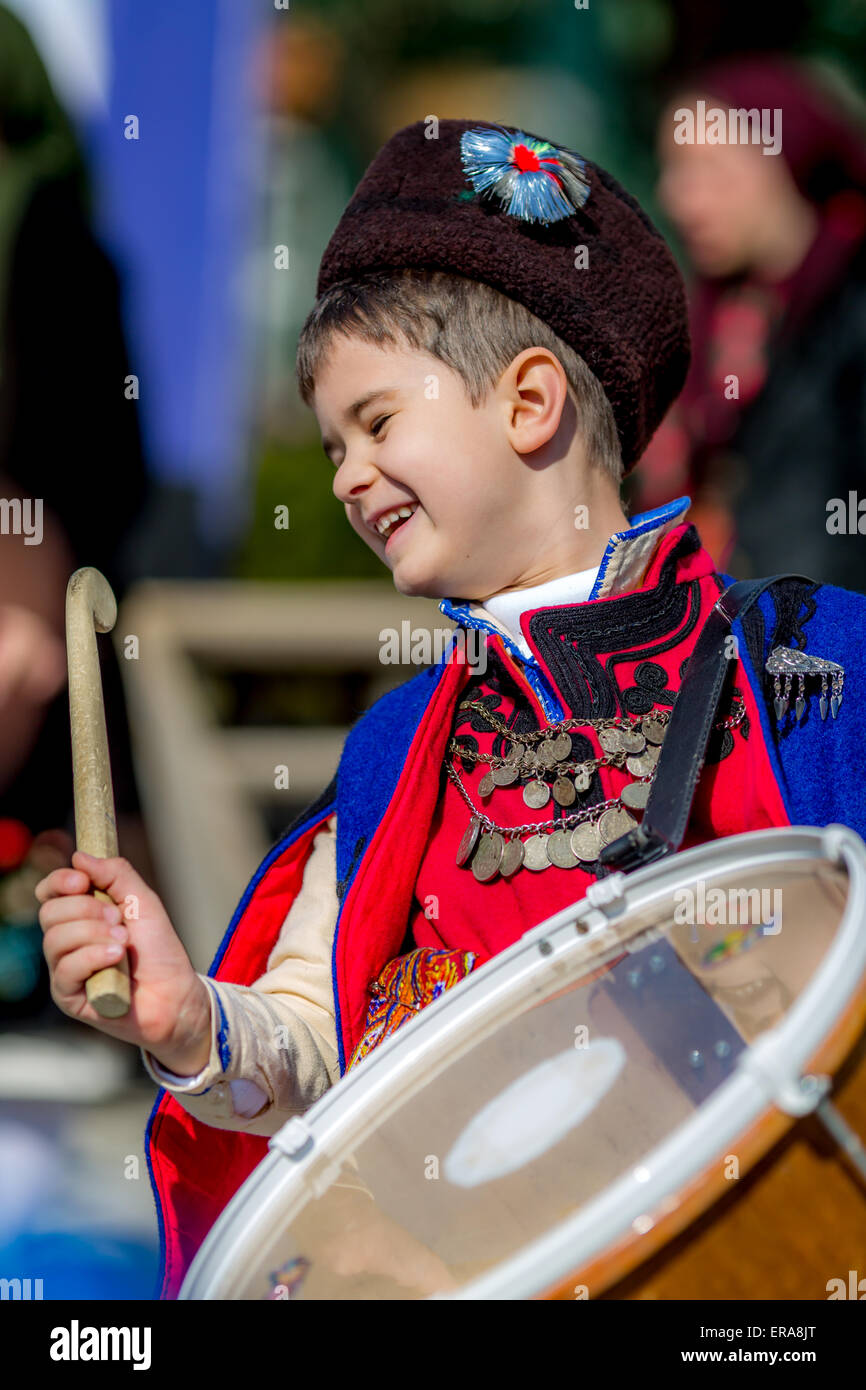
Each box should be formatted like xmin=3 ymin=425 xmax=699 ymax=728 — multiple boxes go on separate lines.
xmin=65 ymin=567 xmax=130 ymax=1018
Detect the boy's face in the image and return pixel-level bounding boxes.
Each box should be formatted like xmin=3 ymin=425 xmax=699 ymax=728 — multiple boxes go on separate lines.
xmin=312 ymin=335 xmax=554 ymax=600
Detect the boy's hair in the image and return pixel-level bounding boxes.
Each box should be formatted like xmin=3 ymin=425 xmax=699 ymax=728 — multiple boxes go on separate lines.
xmin=296 ymin=268 xmax=623 ymax=484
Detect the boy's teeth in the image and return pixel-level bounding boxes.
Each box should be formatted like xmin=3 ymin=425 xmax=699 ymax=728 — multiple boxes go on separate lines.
xmin=376 ymin=504 xmax=417 ymax=538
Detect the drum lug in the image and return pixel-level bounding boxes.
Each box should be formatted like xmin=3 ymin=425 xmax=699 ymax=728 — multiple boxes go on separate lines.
xmin=585 ymin=872 xmax=627 ymax=913
xmin=773 ymin=1073 xmax=832 ymax=1117
xmin=270 ymin=1115 xmax=314 ymax=1159
xmin=740 ymin=1036 xmax=833 ymax=1117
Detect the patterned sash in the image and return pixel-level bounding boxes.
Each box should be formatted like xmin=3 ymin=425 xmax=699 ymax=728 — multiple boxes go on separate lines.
xmin=347 ymin=946 xmax=478 ymax=1071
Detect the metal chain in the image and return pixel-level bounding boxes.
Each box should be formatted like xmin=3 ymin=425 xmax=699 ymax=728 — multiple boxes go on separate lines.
xmin=444 ymin=760 xmax=640 ymax=838
xmin=456 ymin=698 xmax=671 ymax=743
xmin=715 ymin=697 xmax=747 ymax=731
xmin=448 ymin=740 xmax=620 ymax=775
xmin=457 ymin=693 xmax=742 ymax=741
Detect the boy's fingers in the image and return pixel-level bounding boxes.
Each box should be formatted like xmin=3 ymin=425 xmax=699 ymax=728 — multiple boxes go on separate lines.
xmin=52 ymin=941 xmax=127 ymax=1004
xmin=43 ymin=919 xmax=127 ymax=972
xmin=34 ymin=868 xmax=91 ymax=903
xmin=71 ymin=852 xmax=157 ymax=913
xmin=38 ymin=895 xmax=118 ymax=932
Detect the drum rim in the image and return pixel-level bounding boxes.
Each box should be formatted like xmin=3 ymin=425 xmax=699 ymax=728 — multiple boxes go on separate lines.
xmin=181 ymin=824 xmax=866 ymax=1301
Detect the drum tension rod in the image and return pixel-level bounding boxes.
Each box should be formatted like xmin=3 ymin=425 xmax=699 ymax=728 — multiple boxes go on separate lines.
xmin=815 ymin=1097 xmax=866 ymax=1191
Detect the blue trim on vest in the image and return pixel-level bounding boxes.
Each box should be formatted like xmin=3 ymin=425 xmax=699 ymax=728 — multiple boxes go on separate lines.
xmin=589 ymin=496 xmax=691 ymax=599
xmin=438 ymin=599 xmax=529 ymax=666
xmin=436 ymin=601 xmax=564 ymax=721
xmin=627 ymin=495 xmax=693 ymax=530
xmin=144 ymin=1094 xmax=167 ymax=1299
xmin=520 ymin=659 xmax=564 ymax=722
xmin=332 ymin=659 xmax=451 ymax=1072
xmin=212 ymin=984 xmax=230 ymax=1073
xmin=144 ymin=799 xmax=336 ymax=1300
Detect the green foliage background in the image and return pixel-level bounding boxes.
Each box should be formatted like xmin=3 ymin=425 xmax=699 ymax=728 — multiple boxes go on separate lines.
xmin=234 ymin=438 xmax=386 ymax=580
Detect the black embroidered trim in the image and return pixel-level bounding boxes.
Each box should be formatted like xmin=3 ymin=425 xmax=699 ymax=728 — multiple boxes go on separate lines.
xmin=619 ymin=660 xmax=679 ymax=715
xmin=337 ymin=835 xmax=367 ymax=903
xmin=524 ymin=527 xmax=704 ymax=718
xmin=740 ymin=580 xmax=822 ymax=723
xmin=452 ymin=735 xmax=479 ymax=772
xmin=773 ymin=579 xmax=820 ymax=652
xmin=454 ymin=658 xmax=532 ymax=747
xmin=492 ymin=704 xmax=543 ymax=760
xmin=457 ymin=693 xmax=504 ymax=734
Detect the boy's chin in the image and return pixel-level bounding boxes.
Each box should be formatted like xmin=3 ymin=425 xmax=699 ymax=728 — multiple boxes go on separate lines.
xmin=389 ymin=560 xmax=450 ymax=601
xmin=391 ymin=572 xmax=440 ymax=599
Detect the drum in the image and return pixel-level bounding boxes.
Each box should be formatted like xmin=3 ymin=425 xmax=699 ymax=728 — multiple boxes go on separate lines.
xmin=180 ymin=824 xmax=866 ymax=1301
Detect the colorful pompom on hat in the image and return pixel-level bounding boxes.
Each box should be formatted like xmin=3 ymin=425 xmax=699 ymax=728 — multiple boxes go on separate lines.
xmin=315 ymin=118 xmax=691 ymax=472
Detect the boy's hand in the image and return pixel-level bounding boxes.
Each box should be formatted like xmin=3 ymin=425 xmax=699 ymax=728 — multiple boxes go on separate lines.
xmin=36 ymin=850 xmax=212 ymax=1075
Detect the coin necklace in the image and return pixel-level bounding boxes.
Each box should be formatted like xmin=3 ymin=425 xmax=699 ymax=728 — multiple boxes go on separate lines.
xmin=449 ymin=695 xmax=745 ymax=882
xmin=448 ymin=733 xmax=659 ymax=879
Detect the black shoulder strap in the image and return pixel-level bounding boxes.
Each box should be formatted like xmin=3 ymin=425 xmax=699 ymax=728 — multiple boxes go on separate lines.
xmin=597 ymin=573 xmax=815 ymax=876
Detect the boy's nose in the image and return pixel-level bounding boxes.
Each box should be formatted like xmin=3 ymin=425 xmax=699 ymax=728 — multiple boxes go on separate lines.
xmin=333 ymin=450 xmax=378 ymax=504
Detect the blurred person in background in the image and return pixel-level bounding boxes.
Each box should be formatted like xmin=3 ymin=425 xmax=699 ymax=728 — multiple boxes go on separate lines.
xmin=630 ymin=54 xmax=866 ymax=591
xmin=0 ymin=5 xmax=147 ymax=1024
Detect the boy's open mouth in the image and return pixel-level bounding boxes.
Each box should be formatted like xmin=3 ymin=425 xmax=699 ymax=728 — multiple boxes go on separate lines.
xmin=373 ymin=502 xmax=419 ymax=541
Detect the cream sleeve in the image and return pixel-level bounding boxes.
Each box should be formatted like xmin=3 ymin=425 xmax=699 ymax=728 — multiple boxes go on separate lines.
xmin=141 ymin=813 xmax=342 ymax=1136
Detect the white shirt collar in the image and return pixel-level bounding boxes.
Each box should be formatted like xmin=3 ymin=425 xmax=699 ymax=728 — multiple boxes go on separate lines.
xmin=483 ymin=566 xmax=600 ymax=658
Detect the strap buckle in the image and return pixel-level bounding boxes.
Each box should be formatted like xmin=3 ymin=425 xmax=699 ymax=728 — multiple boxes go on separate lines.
xmin=597 ymin=823 xmax=673 ymax=875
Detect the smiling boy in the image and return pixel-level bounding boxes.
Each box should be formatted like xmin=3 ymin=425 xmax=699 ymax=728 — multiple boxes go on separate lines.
xmin=36 ymin=119 xmax=866 ymax=1298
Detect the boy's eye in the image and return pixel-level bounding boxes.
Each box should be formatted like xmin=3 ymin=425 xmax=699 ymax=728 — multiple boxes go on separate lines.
xmin=370 ymin=414 xmax=392 ymax=437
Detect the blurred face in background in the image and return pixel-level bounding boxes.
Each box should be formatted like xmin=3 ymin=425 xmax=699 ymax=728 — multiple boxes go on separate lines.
xmin=656 ymin=93 xmax=816 ymax=280
xmin=256 ymin=16 xmax=344 ymax=120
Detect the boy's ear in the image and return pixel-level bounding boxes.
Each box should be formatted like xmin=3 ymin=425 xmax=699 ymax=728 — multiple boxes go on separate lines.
xmin=501 ymin=347 xmax=571 ymax=454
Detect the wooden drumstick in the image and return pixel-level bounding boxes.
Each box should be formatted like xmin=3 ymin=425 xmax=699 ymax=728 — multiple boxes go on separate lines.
xmin=65 ymin=566 xmax=130 ymax=1018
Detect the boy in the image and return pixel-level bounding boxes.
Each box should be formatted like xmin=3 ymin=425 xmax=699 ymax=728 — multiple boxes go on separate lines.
xmin=36 ymin=119 xmax=866 ymax=1299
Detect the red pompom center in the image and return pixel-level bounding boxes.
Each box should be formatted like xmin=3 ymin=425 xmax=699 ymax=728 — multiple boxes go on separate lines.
xmin=511 ymin=142 xmax=542 ymax=173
